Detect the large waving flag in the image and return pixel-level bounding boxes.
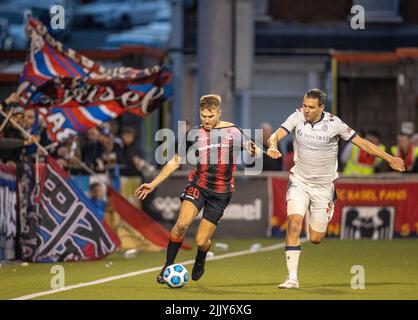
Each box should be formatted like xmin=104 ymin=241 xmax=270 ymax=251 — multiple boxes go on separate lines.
xmin=17 ymin=18 xmax=172 ymax=142
xmin=24 ymin=156 xmax=120 ymax=262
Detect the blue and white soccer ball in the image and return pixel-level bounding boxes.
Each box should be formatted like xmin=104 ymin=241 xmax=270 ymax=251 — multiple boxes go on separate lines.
xmin=163 ymin=264 xmax=189 ymax=288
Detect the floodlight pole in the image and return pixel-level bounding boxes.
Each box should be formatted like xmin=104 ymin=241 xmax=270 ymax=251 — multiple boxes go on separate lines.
xmin=197 ymin=0 xmax=235 ymax=121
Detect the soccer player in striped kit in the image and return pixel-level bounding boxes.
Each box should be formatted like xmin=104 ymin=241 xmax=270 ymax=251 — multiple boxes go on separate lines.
xmin=135 ymin=94 xmax=261 ymax=284
xmin=267 ymin=89 xmax=406 ymax=289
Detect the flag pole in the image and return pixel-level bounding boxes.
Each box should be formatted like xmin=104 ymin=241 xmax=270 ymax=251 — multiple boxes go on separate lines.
xmin=0 ymin=109 xmax=49 ymax=156
xmin=34 ymin=143 xmax=40 ymax=217
xmin=0 ymin=107 xmax=14 ymax=133
xmin=76 ymin=157 xmax=100 ymax=176
xmin=0 ymin=109 xmax=97 ymax=175
xmin=0 ymin=108 xmax=47 ymax=224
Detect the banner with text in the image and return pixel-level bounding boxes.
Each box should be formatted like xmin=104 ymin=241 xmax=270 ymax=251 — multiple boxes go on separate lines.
xmin=27 ymin=156 xmax=120 ymax=262
xmin=270 ymin=177 xmax=418 ymax=238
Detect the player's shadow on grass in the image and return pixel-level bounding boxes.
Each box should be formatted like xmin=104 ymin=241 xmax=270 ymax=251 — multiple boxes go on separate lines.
xmin=187 ymin=282 xmax=292 ymax=296
xmin=303 ymin=282 xmax=416 ymax=289
xmin=181 ymin=281 xmax=418 ymax=297
xmin=189 ymin=286 xmax=342 ymax=297
xmin=300 ymin=282 xmax=417 ymax=295
xmin=212 ymin=282 xmax=280 ymax=288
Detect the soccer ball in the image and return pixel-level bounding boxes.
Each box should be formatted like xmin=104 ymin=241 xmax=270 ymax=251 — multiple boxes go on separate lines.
xmin=163 ymin=264 xmax=189 ymax=288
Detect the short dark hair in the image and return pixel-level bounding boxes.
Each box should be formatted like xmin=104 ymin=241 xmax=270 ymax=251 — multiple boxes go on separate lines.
xmin=398 ymin=132 xmax=412 ymax=138
xmin=306 ymin=89 xmax=327 ymax=106
xmin=121 ymin=126 xmax=136 ymax=135
xmin=366 ymin=130 xmax=381 ymax=139
xmin=89 ymin=182 xmax=102 ymax=191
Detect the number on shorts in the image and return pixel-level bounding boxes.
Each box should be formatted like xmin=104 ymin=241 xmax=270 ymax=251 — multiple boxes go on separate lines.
xmin=187 ymin=187 xmax=200 ymax=199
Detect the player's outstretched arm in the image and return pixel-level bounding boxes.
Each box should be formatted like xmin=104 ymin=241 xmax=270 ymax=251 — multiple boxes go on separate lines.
xmin=351 ymin=135 xmax=406 ymax=172
xmin=267 ymin=127 xmax=288 ymax=159
xmin=134 ymin=154 xmax=181 ymax=200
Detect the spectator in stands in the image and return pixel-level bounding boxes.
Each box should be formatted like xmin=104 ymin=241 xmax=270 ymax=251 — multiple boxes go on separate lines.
xmin=115 ymin=126 xmax=156 ymax=178
xmin=411 ymin=133 xmax=418 ymax=147
xmin=0 ymin=94 xmax=38 ymax=163
xmin=342 ymin=130 xmax=386 ymax=175
xmin=391 ymin=132 xmax=418 ymax=173
xmin=3 ymin=106 xmax=25 ymax=135
xmin=23 ymin=109 xmax=36 ymax=131
xmin=97 ymin=124 xmax=116 ymax=165
xmin=22 ymin=109 xmax=42 ymax=158
xmin=81 ymin=127 xmax=105 ymax=171
xmin=109 ymin=119 xmax=123 ymax=147
xmin=109 ymin=121 xmax=124 ymax=167
xmin=283 ymin=141 xmax=295 ymax=171
xmin=55 ymin=136 xmax=82 ymax=171
xmin=89 ymin=182 xmax=106 ymax=219
xmin=340 ymin=129 xmax=365 ymax=166
xmin=260 ymin=122 xmax=282 ymax=171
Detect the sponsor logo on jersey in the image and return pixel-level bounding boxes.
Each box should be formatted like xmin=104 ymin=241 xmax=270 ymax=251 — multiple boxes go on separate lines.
xmin=198 ymin=143 xmax=229 ymax=151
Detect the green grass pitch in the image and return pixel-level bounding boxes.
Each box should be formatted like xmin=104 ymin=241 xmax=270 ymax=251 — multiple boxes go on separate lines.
xmin=1 ymin=239 xmax=417 ymax=300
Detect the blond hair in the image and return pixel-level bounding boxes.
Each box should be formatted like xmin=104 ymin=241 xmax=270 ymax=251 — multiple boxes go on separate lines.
xmin=199 ymin=94 xmax=221 ymax=110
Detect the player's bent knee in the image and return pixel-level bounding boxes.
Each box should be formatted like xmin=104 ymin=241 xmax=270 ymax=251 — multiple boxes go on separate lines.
xmin=173 ymin=223 xmax=189 ymax=236
xmin=309 ymin=215 xmax=328 ymax=233
xmin=309 ymin=226 xmax=326 ymax=244
xmin=310 ymin=237 xmax=323 ymax=245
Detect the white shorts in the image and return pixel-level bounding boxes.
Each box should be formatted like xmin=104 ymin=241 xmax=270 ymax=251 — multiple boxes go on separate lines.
xmin=286 ymin=175 xmax=336 ymax=233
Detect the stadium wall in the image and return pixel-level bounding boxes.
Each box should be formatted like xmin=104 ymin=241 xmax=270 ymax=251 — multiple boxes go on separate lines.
xmin=71 ymin=171 xmax=418 ymax=240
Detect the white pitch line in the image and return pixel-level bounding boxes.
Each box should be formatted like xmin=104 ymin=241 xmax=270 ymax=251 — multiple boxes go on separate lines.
xmin=11 ymin=240 xmax=307 ymax=300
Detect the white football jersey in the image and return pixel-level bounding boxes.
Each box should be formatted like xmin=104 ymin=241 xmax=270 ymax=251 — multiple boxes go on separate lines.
xmin=281 ymin=108 xmax=356 ymax=185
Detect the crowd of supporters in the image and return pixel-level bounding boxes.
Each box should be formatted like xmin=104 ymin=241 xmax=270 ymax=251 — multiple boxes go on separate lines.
xmin=0 ymin=93 xmax=157 ymax=181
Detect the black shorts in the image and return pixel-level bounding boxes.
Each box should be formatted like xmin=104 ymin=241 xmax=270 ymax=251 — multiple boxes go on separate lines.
xmin=179 ymin=183 xmax=232 ymax=225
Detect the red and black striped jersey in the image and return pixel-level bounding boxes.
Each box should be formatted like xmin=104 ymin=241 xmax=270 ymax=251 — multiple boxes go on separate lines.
xmin=182 ymin=125 xmax=243 ymax=193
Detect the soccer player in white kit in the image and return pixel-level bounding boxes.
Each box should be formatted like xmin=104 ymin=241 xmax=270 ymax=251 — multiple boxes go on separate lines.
xmin=267 ymin=89 xmax=405 ymax=289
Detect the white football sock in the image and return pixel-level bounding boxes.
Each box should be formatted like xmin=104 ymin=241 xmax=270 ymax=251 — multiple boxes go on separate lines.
xmin=285 ymin=246 xmax=301 ymax=281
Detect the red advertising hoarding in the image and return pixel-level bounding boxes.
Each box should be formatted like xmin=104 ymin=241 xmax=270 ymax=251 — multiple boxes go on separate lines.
xmin=270 ymin=176 xmax=418 ymax=238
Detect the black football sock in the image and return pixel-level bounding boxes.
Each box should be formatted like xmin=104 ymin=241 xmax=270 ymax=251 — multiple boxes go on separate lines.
xmin=192 ymin=245 xmax=211 ymax=281
xmin=165 ymin=236 xmax=183 ymax=266
xmin=194 ymin=242 xmax=211 ymax=265
xmin=195 ymin=248 xmax=209 ymax=264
